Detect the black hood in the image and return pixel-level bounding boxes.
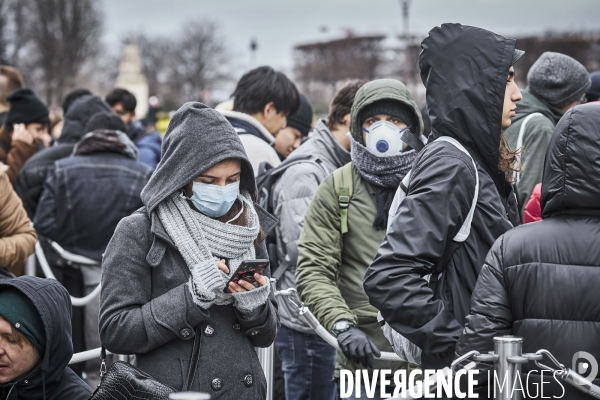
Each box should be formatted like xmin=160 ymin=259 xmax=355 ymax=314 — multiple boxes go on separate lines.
xmin=141 ymin=102 xmax=254 ymax=214
xmin=541 ymin=103 xmax=600 ymax=218
xmin=0 ymin=277 xmax=73 ymax=398
xmin=59 ymin=94 xmax=112 ymax=144
xmin=420 ymin=23 xmax=517 ymax=174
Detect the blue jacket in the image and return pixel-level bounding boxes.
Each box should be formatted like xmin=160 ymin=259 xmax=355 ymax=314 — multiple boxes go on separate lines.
xmin=129 ymin=122 xmax=162 ymax=170
xmin=34 ymin=152 xmax=152 ymax=261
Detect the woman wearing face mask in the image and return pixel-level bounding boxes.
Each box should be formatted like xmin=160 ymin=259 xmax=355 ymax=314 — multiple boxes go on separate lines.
xmin=99 ymin=102 xmax=278 ymax=399
xmin=295 ymin=79 xmax=424 ymax=398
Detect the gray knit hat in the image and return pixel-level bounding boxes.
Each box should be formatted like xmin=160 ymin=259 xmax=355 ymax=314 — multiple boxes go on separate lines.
xmin=527 ymin=52 xmax=591 ymax=109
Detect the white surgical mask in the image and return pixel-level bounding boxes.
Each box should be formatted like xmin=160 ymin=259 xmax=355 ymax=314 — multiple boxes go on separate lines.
xmin=363 ymin=121 xmax=412 ymax=157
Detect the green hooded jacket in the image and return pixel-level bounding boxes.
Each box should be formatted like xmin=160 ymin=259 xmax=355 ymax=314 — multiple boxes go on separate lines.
xmin=296 ymin=79 xmax=423 ymax=377
xmin=504 ymin=88 xmax=564 ymax=214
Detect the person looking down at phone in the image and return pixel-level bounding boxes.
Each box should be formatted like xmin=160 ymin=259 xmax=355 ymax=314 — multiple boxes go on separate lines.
xmin=99 ymin=102 xmax=279 ymax=399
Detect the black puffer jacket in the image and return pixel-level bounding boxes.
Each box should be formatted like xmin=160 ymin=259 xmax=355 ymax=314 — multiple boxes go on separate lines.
xmin=0 ymin=276 xmax=92 ymax=400
xmin=455 ymin=103 xmax=600 ymax=399
xmin=14 ymin=95 xmax=112 ymax=218
xmin=363 ymin=23 xmax=520 ymax=370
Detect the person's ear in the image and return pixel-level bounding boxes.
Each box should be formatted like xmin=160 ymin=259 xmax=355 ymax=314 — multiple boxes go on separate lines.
xmin=342 ymin=114 xmax=351 ymax=126
xmin=263 ymin=102 xmax=276 ymax=118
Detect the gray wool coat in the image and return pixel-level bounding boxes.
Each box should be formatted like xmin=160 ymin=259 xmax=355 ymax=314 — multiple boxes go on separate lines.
xmin=99 ymin=102 xmax=280 ymax=399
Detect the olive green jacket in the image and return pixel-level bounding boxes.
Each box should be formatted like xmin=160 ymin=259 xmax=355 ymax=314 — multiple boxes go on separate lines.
xmin=296 ymin=162 xmax=412 ymax=376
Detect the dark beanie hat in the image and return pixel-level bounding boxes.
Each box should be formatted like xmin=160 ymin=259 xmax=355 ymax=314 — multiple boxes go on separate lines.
xmin=0 ymin=287 xmax=46 ymax=354
xmin=5 ymin=88 xmax=50 ymax=127
xmin=62 ymin=88 xmax=92 ymax=114
xmin=359 ymin=99 xmax=416 ymax=131
xmin=587 ymin=71 xmax=600 ymax=100
xmin=527 ymin=52 xmax=591 ymax=109
xmin=286 ymin=94 xmax=313 ymax=136
xmin=85 ymin=111 xmax=127 ymax=133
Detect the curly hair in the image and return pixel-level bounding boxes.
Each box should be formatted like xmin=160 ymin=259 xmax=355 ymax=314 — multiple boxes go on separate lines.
xmin=498 ymin=133 xmax=522 ymax=183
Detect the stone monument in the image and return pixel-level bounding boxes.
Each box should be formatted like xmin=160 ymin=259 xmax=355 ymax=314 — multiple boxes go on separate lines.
xmin=115 ymin=43 xmax=149 ymax=118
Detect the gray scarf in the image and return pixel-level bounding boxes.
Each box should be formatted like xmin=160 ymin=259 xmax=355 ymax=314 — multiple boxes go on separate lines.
xmin=350 ymin=136 xmax=416 ymax=188
xmin=157 ymin=191 xmax=260 ymax=306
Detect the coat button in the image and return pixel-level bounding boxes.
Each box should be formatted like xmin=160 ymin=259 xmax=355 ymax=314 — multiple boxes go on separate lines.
xmin=249 ymin=329 xmax=259 ymax=336
xmin=211 ymin=378 xmax=223 ymax=391
xmin=204 ymin=325 xmax=214 ymax=336
xmin=180 ymin=328 xmax=191 ymax=338
xmin=232 ymin=323 xmax=241 ymax=332
xmin=508 ymin=195 xmax=516 ymax=205
xmin=243 ymin=374 xmax=253 ymax=387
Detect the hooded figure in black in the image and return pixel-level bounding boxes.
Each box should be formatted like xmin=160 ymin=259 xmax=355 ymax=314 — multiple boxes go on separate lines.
xmin=455 ymin=103 xmax=600 ymax=399
xmin=0 ymin=276 xmax=92 ymax=400
xmin=14 ymin=94 xmax=112 ymax=218
xmin=364 ymin=23 xmax=522 ymax=370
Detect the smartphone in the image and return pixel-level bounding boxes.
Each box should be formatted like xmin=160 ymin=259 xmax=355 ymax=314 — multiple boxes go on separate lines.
xmin=223 ymin=259 xmax=269 ymax=293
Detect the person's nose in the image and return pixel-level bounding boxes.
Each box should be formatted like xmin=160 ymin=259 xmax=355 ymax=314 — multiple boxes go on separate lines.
xmin=513 ymin=86 xmax=523 ymax=102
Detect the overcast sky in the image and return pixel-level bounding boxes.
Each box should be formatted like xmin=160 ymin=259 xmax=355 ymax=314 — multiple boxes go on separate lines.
xmin=103 ymin=0 xmax=600 ymax=75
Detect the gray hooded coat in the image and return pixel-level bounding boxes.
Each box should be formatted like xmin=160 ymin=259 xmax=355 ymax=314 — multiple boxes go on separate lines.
xmin=99 ymin=102 xmax=279 ymax=399
xmin=272 ymin=119 xmax=351 ymax=334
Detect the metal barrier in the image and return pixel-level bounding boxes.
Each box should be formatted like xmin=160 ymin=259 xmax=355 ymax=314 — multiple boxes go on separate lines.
xmin=65 ymin=285 xmax=600 ymax=399
xmin=400 ymin=336 xmax=600 ymax=399
xmin=33 ymin=241 xmax=101 ymax=307
xmin=275 ymin=288 xmax=402 ymax=362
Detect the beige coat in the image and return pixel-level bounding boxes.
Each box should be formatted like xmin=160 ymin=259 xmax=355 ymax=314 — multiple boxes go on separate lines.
xmin=0 ymin=163 xmax=36 ymax=275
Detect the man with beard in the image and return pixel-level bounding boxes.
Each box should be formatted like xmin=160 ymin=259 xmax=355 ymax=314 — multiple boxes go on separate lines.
xmin=364 ymin=23 xmax=523 ymax=370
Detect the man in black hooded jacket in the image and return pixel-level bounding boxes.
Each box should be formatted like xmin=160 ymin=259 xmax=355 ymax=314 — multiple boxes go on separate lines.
xmin=455 ymin=103 xmax=600 ymax=399
xmin=363 ymin=23 xmax=523 ymax=370
xmin=0 ymin=276 xmax=92 ymax=400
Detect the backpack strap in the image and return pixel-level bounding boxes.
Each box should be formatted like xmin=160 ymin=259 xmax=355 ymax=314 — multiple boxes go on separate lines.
xmin=514 ymin=112 xmax=544 ymax=183
xmin=332 ymin=163 xmax=354 ymax=235
xmin=433 ymin=137 xmax=479 ymax=243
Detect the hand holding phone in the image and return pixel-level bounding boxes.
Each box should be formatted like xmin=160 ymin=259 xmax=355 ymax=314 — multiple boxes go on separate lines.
xmin=223 ymin=259 xmax=268 ymax=293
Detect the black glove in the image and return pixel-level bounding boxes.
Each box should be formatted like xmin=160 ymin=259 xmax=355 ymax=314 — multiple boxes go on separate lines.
xmin=337 ymin=327 xmax=381 ymax=369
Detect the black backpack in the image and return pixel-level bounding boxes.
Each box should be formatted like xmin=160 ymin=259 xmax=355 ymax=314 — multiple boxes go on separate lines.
xmin=256 ymin=154 xmax=328 ymax=279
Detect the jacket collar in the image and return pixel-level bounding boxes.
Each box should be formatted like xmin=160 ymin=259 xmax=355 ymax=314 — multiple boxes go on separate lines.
xmin=218 ymin=109 xmax=276 ymax=144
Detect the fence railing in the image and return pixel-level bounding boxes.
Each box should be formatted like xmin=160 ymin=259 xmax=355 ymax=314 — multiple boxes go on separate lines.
xmin=30 ymin=248 xmax=597 ymax=400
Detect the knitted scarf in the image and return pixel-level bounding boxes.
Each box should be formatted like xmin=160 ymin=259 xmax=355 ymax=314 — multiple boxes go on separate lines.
xmin=351 ymin=136 xmax=417 ymax=230
xmin=156 ymin=190 xmax=260 ymax=306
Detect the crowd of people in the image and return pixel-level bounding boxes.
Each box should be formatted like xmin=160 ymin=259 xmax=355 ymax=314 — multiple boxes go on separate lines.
xmin=0 ymin=22 xmax=599 ymax=400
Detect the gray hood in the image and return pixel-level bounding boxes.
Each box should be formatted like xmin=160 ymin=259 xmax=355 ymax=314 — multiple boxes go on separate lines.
xmin=141 ymin=102 xmax=254 ymax=214
xmin=287 ymin=119 xmax=351 ymax=170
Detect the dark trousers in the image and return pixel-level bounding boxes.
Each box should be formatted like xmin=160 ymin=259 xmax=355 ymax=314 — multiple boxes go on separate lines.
xmin=275 ymin=325 xmax=337 ymax=400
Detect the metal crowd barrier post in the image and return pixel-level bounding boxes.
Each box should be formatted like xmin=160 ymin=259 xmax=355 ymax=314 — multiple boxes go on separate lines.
xmin=256 ymin=344 xmax=274 ymax=400
xmin=24 ymin=253 xmax=36 ymax=276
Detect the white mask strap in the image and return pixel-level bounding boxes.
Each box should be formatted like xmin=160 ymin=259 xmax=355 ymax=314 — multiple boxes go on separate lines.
xmin=226 ymin=195 xmax=246 ymax=224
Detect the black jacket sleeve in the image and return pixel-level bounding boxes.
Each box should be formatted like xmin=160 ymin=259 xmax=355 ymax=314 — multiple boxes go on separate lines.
xmin=363 ymin=147 xmax=476 ymax=369
xmin=455 ymin=236 xmax=513 ymax=363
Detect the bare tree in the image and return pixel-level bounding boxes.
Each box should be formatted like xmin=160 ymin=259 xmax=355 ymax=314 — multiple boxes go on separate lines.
xmin=25 ymin=0 xmax=103 ymax=104
xmin=170 ymin=20 xmax=230 ymax=103
xmin=123 ymin=19 xmax=231 ymax=108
